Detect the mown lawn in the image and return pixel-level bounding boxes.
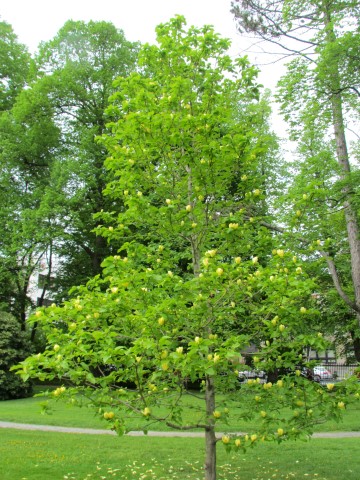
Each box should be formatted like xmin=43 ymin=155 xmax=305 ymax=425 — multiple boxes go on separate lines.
xmin=0 ymin=387 xmax=359 ymax=433
xmin=0 ymin=428 xmax=360 ymax=480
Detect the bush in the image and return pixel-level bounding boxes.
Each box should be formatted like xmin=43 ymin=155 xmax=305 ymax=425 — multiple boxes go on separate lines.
xmin=0 ymin=311 xmax=33 ymax=400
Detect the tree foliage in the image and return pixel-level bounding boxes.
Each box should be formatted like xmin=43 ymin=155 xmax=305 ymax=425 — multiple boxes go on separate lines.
xmin=0 ymin=312 xmax=33 ymax=400
xmin=232 ymin=0 xmax=360 ymax=358
xmin=15 ymin=17 xmax=360 ymax=480
xmin=0 ymin=20 xmax=139 ymax=328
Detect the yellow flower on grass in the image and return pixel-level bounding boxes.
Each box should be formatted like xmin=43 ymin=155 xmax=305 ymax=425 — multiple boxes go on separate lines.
xmin=213 ymin=411 xmax=221 ymax=419
xmin=222 ymin=435 xmax=230 ymax=444
xmin=143 ymin=407 xmax=151 ymax=416
xmin=327 ymin=383 xmax=335 ymax=391
xmin=235 ymin=439 xmax=241 ymax=447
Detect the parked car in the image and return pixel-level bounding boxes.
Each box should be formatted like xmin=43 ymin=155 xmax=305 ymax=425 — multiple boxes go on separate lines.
xmin=313 ymin=365 xmax=332 ymax=381
xmin=238 ymin=369 xmax=267 ymax=383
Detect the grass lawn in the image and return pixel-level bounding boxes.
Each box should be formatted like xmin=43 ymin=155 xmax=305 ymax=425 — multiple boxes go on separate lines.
xmin=0 ymin=428 xmax=359 ymax=480
xmin=0 ymin=387 xmax=359 ymax=433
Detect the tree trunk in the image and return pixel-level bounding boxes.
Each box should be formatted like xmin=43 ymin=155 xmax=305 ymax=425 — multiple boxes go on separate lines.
xmin=205 ymin=375 xmax=217 ymax=480
xmin=324 ymin=12 xmax=360 ymax=327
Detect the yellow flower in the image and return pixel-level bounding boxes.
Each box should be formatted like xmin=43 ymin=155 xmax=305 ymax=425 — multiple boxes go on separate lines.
xmin=142 ymin=407 xmax=151 ymax=416
xmin=300 ymin=307 xmax=307 ymax=314
xmin=260 ymin=411 xmax=267 ymax=418
xmin=213 ymin=353 xmax=220 ymax=363
xmin=234 ymin=256 xmax=241 ymax=264
xmin=222 ymin=435 xmax=230 ymax=444
xmin=337 ymin=401 xmax=345 ymax=409
xmin=250 ymin=434 xmax=258 ymax=442
xmin=158 ymin=317 xmax=165 ymax=326
xmin=213 ymin=411 xmax=221 ymax=419
xmin=235 ymin=439 xmax=241 ymax=447
xmin=185 ymin=204 xmax=192 ymax=212
xmin=277 ymin=428 xmax=284 ymax=436
xmin=176 ymin=346 xmax=183 ymax=354
xmin=279 ymin=324 xmax=286 ymax=332
xmin=327 ymin=383 xmax=335 ymax=391
xmin=53 ymin=344 xmax=60 ymax=352
xmin=229 ymin=222 xmax=239 ymax=229
xmin=216 ymin=267 xmax=224 ymax=276
xmin=277 ymin=249 xmax=284 ymax=257
xmin=103 ymin=411 xmax=115 ymax=420
xmin=252 ymin=256 xmax=258 ymax=264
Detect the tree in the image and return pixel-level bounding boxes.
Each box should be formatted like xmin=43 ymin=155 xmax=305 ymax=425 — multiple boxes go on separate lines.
xmin=0 ymin=21 xmax=139 ymax=329
xmin=15 ymin=17 xmax=360 ymax=480
xmin=0 ymin=20 xmax=31 ymax=112
xmin=33 ymin=20 xmax=140 ymax=298
xmin=231 ymin=1 xmax=360 ymax=346
xmin=0 ymin=312 xmax=33 ymax=399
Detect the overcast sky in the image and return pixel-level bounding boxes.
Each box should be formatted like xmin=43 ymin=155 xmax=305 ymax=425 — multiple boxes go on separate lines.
xmin=1 ymin=1 xmax=283 ymax=85
xmin=1 ymin=0 xmax=288 ymax=136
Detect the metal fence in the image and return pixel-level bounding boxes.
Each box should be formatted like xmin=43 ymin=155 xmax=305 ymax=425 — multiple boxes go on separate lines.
xmin=321 ymin=364 xmax=358 ymax=380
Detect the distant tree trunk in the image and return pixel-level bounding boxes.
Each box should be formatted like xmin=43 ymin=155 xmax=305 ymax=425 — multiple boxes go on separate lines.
xmin=324 ymin=11 xmax=360 ymax=327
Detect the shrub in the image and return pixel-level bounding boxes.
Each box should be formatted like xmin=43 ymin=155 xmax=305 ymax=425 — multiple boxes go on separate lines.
xmin=0 ymin=311 xmax=33 ymax=400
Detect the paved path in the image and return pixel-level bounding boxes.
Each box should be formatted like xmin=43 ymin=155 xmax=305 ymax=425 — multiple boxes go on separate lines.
xmin=1 ymin=421 xmax=360 ymax=438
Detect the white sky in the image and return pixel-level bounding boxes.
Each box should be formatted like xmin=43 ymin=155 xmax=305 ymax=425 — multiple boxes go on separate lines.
xmin=0 ymin=0 xmax=282 ymax=87
xmin=0 ymin=0 xmax=289 ymax=136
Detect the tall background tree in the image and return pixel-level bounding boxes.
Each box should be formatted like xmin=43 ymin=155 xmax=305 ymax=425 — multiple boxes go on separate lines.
xmin=0 ymin=21 xmax=139 ymax=333
xmin=231 ymin=0 xmax=360 ymax=360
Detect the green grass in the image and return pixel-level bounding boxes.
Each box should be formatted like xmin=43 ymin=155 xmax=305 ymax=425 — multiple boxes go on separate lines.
xmin=0 ymin=388 xmax=359 ymax=433
xmin=0 ymin=428 xmax=359 ymax=480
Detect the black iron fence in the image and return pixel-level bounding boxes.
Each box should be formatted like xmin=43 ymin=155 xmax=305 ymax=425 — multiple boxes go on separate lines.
xmin=320 ymin=364 xmax=358 ymax=380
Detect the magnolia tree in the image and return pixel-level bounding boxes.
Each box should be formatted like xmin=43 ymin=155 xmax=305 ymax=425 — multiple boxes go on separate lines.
xmin=15 ymin=17 xmax=360 ymax=480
